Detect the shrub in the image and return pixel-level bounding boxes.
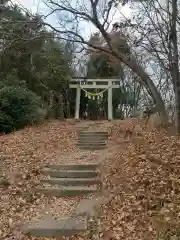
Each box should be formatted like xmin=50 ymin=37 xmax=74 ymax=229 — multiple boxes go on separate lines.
xmin=0 ymin=110 xmax=14 ymax=133
xmin=0 ymin=86 xmax=45 ymax=133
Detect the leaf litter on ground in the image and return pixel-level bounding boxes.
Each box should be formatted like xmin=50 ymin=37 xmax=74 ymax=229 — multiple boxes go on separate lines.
xmin=96 ymin=121 xmax=180 ymax=240
xmin=0 ymin=120 xmax=102 ymax=240
xmin=2 ymin=119 xmax=180 ymax=240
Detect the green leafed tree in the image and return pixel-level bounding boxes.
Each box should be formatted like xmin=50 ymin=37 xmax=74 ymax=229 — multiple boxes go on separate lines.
xmin=85 ymin=33 xmax=142 ymax=119
xmin=0 ymin=3 xmax=73 ymax=122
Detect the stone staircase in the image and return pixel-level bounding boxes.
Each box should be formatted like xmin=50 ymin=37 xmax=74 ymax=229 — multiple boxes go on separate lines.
xmin=76 ymin=130 xmax=109 ymax=150
xmin=35 ymin=163 xmax=101 ymax=197
xmin=24 ymin=129 xmax=109 ymax=238
xmin=25 ymin=163 xmax=103 ymax=237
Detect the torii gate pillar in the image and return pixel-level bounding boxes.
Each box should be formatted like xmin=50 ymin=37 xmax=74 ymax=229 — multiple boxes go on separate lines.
xmin=108 ymin=81 xmax=113 ymax=121
xmin=75 ymin=86 xmax=81 ymax=120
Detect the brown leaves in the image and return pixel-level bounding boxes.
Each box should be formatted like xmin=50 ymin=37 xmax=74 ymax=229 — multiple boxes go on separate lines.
xmin=1 ymin=119 xmax=180 ymax=240
xmin=103 ymin=230 xmax=116 ymax=240
xmin=0 ymin=178 xmax=11 ymax=188
xmin=0 ymin=120 xmax=80 ymax=239
xmin=0 ymin=120 xmax=116 ymax=240
xmin=98 ymin=119 xmax=180 ymax=239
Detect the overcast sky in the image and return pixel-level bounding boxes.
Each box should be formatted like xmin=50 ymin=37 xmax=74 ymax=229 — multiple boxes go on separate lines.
xmin=14 ymin=0 xmax=132 ymax=40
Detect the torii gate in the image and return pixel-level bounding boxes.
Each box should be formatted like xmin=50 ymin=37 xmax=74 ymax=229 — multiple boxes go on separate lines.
xmin=69 ymin=78 xmax=120 ymax=120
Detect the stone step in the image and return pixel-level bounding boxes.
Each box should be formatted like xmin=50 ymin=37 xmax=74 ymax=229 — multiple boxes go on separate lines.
xmin=77 ymin=140 xmax=105 ymax=144
xmin=79 ymin=135 xmax=108 ymax=141
xmin=42 ymin=169 xmax=99 ymax=178
xmin=78 ymin=135 xmax=108 ymax=140
xmin=78 ymin=126 xmax=89 ymax=130
xmin=78 ymin=138 xmax=107 ymax=143
xmin=76 ymin=142 xmax=106 ymax=146
xmin=44 ymin=163 xmax=100 ymax=171
xmin=79 ymin=133 xmax=108 ymax=137
xmin=78 ymin=127 xmax=89 ymax=131
xmin=41 ymin=177 xmax=101 ymax=186
xmin=76 ymin=145 xmax=107 ymax=150
xmin=79 ymin=130 xmax=108 ymax=134
xmin=76 ymin=143 xmax=107 ymax=149
xmin=25 ymin=215 xmax=87 ymax=237
xmin=35 ymin=186 xmax=97 ymax=197
xmin=79 ymin=131 xmax=109 ymax=136
xmin=78 ymin=137 xmax=106 ymax=141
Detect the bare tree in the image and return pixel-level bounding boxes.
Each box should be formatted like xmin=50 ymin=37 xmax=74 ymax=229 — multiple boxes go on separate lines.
xmin=43 ymin=0 xmax=168 ymax=125
xmin=114 ymin=0 xmax=180 ymax=131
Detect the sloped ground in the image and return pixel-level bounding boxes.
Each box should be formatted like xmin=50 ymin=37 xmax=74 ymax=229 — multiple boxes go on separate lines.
xmin=0 ymin=120 xmax=104 ymax=240
xmin=98 ymin=126 xmax=180 ymax=240
xmin=1 ymin=119 xmax=180 ymax=240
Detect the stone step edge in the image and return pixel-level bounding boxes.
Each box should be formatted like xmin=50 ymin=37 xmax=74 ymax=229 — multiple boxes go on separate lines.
xmin=79 ymin=135 xmax=109 ymax=138
xmin=41 ymin=177 xmax=101 ymax=186
xmin=78 ymin=136 xmax=107 ymax=139
xmin=79 ymin=131 xmax=109 ymax=134
xmin=24 ymin=216 xmax=87 ymax=237
xmin=76 ymin=142 xmax=106 ymax=145
xmin=76 ymin=145 xmax=107 ymax=149
xmin=78 ymin=132 xmax=110 ymax=138
xmin=77 ymin=140 xmax=106 ymax=143
xmin=44 ymin=163 xmax=100 ymax=170
xmin=42 ymin=169 xmax=99 ymax=173
xmin=35 ymin=187 xmax=97 ymax=197
xmin=42 ymin=169 xmax=99 ymax=178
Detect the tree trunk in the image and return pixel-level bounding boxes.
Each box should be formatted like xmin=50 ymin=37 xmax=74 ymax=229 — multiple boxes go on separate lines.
xmin=97 ymin=24 xmax=168 ymax=124
xmin=122 ymin=56 xmax=168 ymax=125
xmin=170 ymin=0 xmax=180 ymax=133
xmin=58 ymin=93 xmax=64 ymax=120
xmin=65 ymin=89 xmax=70 ymax=118
xmin=48 ymin=90 xmax=55 ymax=118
